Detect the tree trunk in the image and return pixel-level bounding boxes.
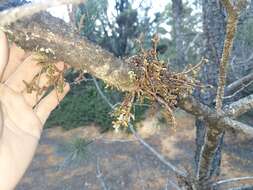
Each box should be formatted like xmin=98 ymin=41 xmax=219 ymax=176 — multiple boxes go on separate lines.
xmin=172 ymin=0 xmax=186 ymax=68
xmin=195 ymin=0 xmax=226 ymax=187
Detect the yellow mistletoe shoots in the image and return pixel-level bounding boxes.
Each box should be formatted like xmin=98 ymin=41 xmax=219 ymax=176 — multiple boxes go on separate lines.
xmin=111 ymin=36 xmax=206 ymax=129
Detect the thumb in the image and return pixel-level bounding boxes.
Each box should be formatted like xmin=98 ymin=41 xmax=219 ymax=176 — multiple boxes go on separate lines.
xmin=0 ymin=31 xmax=9 ymax=82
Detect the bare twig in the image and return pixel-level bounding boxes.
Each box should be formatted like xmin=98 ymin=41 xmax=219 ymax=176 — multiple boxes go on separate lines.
xmin=224 ymin=80 xmax=253 ymax=100
xmin=168 ymin=180 xmax=182 ymax=190
xmin=182 ymin=57 xmax=208 ymax=74
xmin=128 ymin=124 xmax=187 ymax=178
xmin=96 ymin=157 xmax=109 ymax=190
xmin=0 ymin=0 xmax=83 ymax=26
xmin=225 ymin=72 xmax=253 ymax=96
xmin=185 ymin=33 xmax=200 ymax=56
xmin=92 ymin=76 xmax=114 ymax=109
xmin=212 ymin=176 xmax=253 ymax=187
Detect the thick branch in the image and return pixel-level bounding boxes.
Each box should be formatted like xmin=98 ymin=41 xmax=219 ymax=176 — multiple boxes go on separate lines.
xmin=225 ymin=94 xmax=253 ymax=118
xmin=0 ymin=0 xmax=83 ymax=26
xmin=5 ymin=12 xmax=136 ymax=92
xmin=222 ymin=118 xmax=253 ymax=137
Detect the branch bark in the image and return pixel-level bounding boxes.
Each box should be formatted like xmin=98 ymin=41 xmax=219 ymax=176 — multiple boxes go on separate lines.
xmin=5 ymin=12 xmax=136 ymax=92
xmin=215 ymin=0 xmax=238 ymax=113
xmin=0 ymin=0 xmax=83 ymax=26
xmin=225 ymin=94 xmax=253 ymax=118
xmin=198 ymin=1 xmax=241 ymax=188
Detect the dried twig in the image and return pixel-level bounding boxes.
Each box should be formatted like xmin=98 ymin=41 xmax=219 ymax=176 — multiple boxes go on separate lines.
xmin=225 ymin=72 xmax=253 ymax=96
xmin=168 ymin=179 xmax=182 ymax=190
xmin=224 ymin=80 xmax=253 ymax=100
xmin=128 ymin=124 xmax=187 ymax=178
xmin=212 ymin=176 xmax=253 ymax=187
xmin=92 ymin=76 xmax=114 ymax=109
xmin=96 ymin=157 xmax=109 ymax=190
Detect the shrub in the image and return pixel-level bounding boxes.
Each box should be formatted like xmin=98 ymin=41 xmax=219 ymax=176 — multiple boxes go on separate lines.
xmin=45 ymin=73 xmax=148 ymax=131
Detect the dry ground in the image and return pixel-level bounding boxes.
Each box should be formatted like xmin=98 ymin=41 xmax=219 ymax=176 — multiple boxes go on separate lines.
xmin=16 ymin=110 xmax=253 ymax=190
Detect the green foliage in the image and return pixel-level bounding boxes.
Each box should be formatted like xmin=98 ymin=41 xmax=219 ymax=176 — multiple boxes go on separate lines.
xmin=45 ymin=75 xmax=118 ymax=130
xmin=58 ymin=137 xmax=90 ymax=167
xmin=76 ymin=0 xmax=108 ymax=40
xmin=45 ymin=73 xmax=148 ymax=131
xmin=65 ymin=137 xmax=89 ymax=160
xmin=159 ymin=1 xmax=202 ymax=70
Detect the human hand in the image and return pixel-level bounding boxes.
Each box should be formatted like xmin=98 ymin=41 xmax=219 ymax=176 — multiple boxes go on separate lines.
xmin=0 ymin=31 xmax=70 ymax=189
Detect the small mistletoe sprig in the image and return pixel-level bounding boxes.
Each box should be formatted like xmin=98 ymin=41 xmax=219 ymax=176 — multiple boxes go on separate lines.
xmin=23 ymin=54 xmax=68 ymax=101
xmin=111 ymin=93 xmax=135 ymax=132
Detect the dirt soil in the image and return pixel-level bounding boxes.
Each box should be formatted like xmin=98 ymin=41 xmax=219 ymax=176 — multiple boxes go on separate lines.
xmin=16 ymin=110 xmax=253 ymax=190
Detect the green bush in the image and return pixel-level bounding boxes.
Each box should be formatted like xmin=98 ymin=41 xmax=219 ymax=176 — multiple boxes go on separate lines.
xmin=45 ymin=74 xmax=148 ymax=131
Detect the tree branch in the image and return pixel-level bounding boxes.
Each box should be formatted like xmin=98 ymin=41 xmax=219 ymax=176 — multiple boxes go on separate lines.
xmin=5 ymin=12 xmax=136 ymax=92
xmin=225 ymin=94 xmax=253 ymax=118
xmin=228 ymin=185 xmax=253 ymax=190
xmin=96 ymin=157 xmax=109 ymax=190
xmin=225 ymin=72 xmax=253 ymax=96
xmin=4 ymin=12 xmax=253 ymax=138
xmin=128 ymin=124 xmax=188 ymax=178
xmin=216 ymin=0 xmax=239 ymax=112
xmin=212 ymin=176 xmax=253 ymax=187
xmin=0 ymin=0 xmax=83 ymax=27
xmin=222 ymin=118 xmax=253 ymax=137
xmin=92 ymin=76 xmax=114 ymax=109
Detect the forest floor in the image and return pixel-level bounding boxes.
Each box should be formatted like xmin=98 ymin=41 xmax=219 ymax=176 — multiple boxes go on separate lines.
xmin=16 ymin=110 xmax=253 ymax=190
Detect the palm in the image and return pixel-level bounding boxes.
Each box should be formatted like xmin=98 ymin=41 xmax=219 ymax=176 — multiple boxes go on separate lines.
xmin=0 ymin=32 xmax=69 ymax=189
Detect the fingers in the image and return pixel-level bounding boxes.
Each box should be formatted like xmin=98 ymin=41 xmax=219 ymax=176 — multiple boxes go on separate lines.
xmin=0 ymin=31 xmax=9 ymax=82
xmin=4 ymin=54 xmax=42 ymax=92
xmin=34 ymin=83 xmax=70 ymax=125
xmin=0 ymin=85 xmax=43 ymax=138
xmin=1 ymin=44 xmax=25 ymax=82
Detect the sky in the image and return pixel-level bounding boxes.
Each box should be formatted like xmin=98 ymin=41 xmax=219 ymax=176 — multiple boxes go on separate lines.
xmin=32 ymin=0 xmax=169 ymax=22
xmin=31 ymin=0 xmax=200 ymax=38
xmin=32 ymin=0 xmax=199 ymax=23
